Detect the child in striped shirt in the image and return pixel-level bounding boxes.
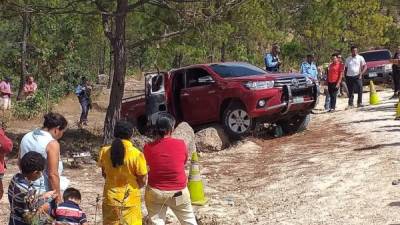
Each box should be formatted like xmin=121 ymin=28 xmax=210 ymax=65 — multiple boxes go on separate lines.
xmin=51 ymin=187 xmax=88 ymax=225
xmin=8 ymin=152 xmax=55 ymax=225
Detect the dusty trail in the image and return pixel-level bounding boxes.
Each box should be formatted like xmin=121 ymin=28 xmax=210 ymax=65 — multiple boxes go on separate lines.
xmin=1 ymin=86 xmax=400 ymax=225
xmin=196 ymin=90 xmax=400 ymax=225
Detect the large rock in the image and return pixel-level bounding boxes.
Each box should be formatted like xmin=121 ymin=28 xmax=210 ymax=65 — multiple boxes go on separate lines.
xmin=172 ymin=122 xmax=197 ymax=156
xmin=195 ymin=126 xmax=230 ymax=152
xmin=131 ymin=135 xmax=153 ymax=151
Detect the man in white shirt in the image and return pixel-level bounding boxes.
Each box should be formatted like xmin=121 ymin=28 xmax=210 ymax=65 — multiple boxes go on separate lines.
xmin=344 ymin=46 xmax=367 ymax=108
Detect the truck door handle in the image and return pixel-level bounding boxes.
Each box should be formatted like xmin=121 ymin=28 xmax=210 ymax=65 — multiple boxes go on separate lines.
xmin=208 ymin=90 xmax=216 ymax=94
xmin=182 ymin=93 xmax=190 ymax=97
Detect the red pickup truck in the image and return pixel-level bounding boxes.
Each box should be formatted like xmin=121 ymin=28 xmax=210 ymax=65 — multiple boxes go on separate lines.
xmin=359 ymin=49 xmax=393 ymax=84
xmin=121 ymin=62 xmax=318 ymax=138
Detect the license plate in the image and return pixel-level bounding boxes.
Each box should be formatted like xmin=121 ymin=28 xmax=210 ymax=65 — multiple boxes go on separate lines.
xmin=369 ymin=72 xmax=377 ymax=78
xmin=293 ymin=96 xmax=304 ymax=104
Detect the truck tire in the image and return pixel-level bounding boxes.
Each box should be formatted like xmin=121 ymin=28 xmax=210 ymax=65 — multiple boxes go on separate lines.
xmin=278 ymin=114 xmax=310 ymax=134
xmin=136 ymin=116 xmax=148 ymax=135
xmin=222 ymin=102 xmax=253 ymax=139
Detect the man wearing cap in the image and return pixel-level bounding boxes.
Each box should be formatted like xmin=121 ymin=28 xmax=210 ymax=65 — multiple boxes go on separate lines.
xmin=144 ymin=113 xmax=197 ymax=225
xmin=264 ymin=44 xmax=281 ymax=72
xmin=300 ymin=54 xmax=318 ymax=81
xmin=0 ymin=77 xmax=12 ymax=110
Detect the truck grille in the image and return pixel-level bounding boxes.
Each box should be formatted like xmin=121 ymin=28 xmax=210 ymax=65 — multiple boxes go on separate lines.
xmin=368 ymin=66 xmax=384 ymax=73
xmin=292 ymin=88 xmax=311 ymax=97
xmin=274 ymin=77 xmax=307 ymax=88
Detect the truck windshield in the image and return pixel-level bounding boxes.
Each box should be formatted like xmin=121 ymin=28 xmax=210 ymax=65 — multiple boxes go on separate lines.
xmin=210 ymin=63 xmax=266 ymax=78
xmin=360 ymin=51 xmax=391 ymax=62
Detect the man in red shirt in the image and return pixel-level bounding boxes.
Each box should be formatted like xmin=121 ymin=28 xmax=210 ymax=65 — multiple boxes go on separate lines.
xmin=0 ymin=124 xmax=13 ymax=200
xmin=327 ymin=53 xmax=344 ymax=112
xmin=144 ymin=113 xmax=197 ymax=225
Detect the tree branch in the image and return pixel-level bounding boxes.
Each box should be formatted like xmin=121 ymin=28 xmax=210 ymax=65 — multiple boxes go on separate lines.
xmin=127 ymin=0 xmax=150 ymax=12
xmin=129 ymin=0 xmax=248 ymax=48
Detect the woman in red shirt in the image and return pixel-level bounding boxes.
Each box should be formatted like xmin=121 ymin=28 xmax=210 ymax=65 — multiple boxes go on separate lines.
xmin=327 ymin=53 xmax=344 ymax=112
xmin=144 ymin=113 xmax=197 ymax=225
xmin=0 ymin=125 xmax=13 ymax=200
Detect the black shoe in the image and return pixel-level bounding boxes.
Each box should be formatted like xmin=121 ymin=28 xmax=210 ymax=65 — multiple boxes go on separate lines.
xmin=393 ymin=179 xmax=400 ymax=185
xmin=357 ymin=104 xmax=364 ymax=108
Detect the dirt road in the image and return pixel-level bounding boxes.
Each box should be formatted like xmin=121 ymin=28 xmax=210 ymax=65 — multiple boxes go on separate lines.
xmin=196 ymin=90 xmax=400 ymax=225
xmin=1 ymin=88 xmax=400 ymax=225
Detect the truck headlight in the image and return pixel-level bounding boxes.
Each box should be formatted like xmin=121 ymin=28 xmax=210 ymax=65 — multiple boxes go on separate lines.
xmin=244 ymin=81 xmax=274 ymax=90
xmin=306 ymin=77 xmax=313 ymax=86
xmin=385 ymin=64 xmax=393 ymax=71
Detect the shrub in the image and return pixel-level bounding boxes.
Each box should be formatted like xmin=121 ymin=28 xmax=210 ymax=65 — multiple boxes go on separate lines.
xmin=12 ymin=91 xmax=47 ymax=119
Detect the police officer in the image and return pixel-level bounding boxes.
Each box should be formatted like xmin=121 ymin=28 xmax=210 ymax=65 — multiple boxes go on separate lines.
xmin=264 ymin=44 xmax=281 ymax=72
xmin=300 ymin=54 xmax=318 ymax=80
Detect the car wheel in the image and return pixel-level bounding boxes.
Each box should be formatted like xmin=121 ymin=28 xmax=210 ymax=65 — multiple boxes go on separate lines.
xmin=278 ymin=114 xmax=311 ymax=134
xmin=222 ymin=102 xmax=253 ymax=139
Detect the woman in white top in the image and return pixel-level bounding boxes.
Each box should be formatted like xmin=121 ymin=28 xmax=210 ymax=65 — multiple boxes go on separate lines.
xmin=19 ymin=112 xmax=68 ymax=203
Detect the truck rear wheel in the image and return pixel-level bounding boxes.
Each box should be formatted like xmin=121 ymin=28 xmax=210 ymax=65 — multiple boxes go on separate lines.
xmin=222 ymin=102 xmax=253 ymax=139
xmin=278 ymin=114 xmax=310 ymax=134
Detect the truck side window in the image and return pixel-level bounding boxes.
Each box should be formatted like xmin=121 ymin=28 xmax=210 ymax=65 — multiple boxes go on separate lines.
xmin=151 ymin=74 xmax=164 ymax=93
xmin=185 ymin=68 xmax=213 ymax=88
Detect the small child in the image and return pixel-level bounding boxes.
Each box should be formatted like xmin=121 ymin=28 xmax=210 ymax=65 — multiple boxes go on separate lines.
xmin=51 ymin=187 xmax=88 ymax=225
xmin=8 ymin=151 xmax=55 ymax=225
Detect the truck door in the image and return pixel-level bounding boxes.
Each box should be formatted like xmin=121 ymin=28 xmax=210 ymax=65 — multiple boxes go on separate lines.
xmin=180 ymin=67 xmax=220 ymax=125
xmin=145 ymin=72 xmax=167 ymax=125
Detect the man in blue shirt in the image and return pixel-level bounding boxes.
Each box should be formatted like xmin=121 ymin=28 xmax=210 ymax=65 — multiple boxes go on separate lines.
xmin=300 ymin=54 xmax=318 ymax=80
xmin=264 ymin=44 xmax=281 ymax=72
xmin=75 ymin=77 xmax=92 ymax=127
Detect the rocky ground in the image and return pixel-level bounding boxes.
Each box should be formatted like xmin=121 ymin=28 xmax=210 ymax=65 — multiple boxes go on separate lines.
xmin=1 ymin=82 xmax=400 ymax=225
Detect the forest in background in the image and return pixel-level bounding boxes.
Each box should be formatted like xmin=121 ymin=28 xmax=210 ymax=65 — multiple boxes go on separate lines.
xmin=0 ymin=0 xmax=399 ymax=141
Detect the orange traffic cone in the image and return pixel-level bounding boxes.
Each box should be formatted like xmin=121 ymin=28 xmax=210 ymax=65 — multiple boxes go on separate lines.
xmin=187 ymin=152 xmax=208 ymax=206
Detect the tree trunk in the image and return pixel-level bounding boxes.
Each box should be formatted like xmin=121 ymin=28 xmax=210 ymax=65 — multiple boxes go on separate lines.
xmin=17 ymin=12 xmax=30 ymax=101
xmin=103 ymin=0 xmax=128 ymax=144
xmin=220 ymin=42 xmax=226 ymax=62
xmin=107 ymin=46 xmax=113 ymax=89
xmin=98 ymin=41 xmax=106 ymax=75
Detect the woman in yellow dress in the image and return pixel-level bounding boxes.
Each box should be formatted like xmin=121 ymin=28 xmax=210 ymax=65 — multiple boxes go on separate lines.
xmin=98 ymin=121 xmax=148 ymax=225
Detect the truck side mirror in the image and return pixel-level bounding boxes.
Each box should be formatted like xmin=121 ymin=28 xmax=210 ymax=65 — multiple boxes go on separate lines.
xmin=198 ymin=75 xmax=215 ymax=84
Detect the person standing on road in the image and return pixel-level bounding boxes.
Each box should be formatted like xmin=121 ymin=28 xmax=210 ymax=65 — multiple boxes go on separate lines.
xmin=0 ymin=124 xmax=13 ymax=200
xmin=75 ymin=77 xmax=92 ymax=127
xmin=0 ymin=77 xmax=12 ymax=110
xmin=144 ymin=113 xmax=197 ymax=225
xmin=98 ymin=120 xmax=147 ymax=225
xmin=264 ymin=44 xmax=281 ymax=72
xmin=327 ymin=54 xmax=344 ymax=112
xmin=344 ymin=46 xmax=367 ymax=109
xmin=300 ymin=54 xmax=318 ymax=81
xmin=391 ymin=47 xmax=400 ymax=99
xmin=337 ymin=54 xmax=348 ymax=97
xmin=19 ymin=112 xmax=69 ymax=204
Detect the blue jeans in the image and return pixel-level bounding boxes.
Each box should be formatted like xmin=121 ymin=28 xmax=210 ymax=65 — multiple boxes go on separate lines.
xmin=79 ymin=100 xmax=90 ymax=123
xmin=324 ymin=87 xmax=331 ymax=110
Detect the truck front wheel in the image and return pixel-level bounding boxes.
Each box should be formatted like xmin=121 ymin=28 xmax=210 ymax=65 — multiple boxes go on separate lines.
xmin=278 ymin=114 xmax=311 ymax=134
xmin=222 ymin=102 xmax=253 ymax=139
